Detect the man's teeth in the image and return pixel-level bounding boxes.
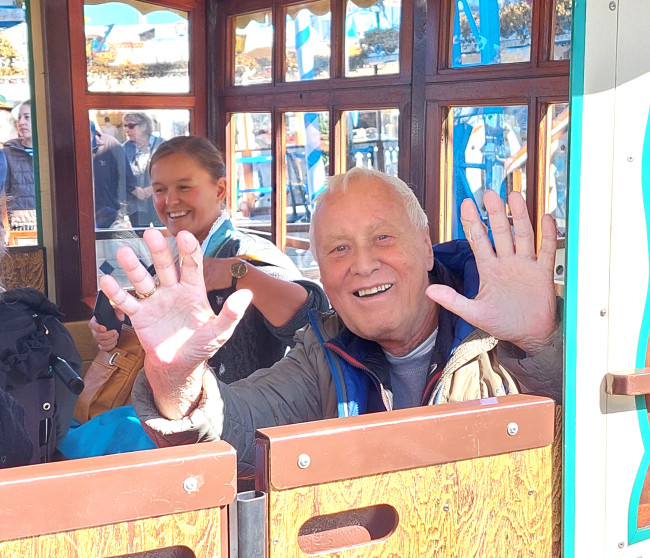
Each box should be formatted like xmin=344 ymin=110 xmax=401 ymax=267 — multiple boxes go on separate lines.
xmin=169 ymin=211 xmax=188 ymax=218
xmin=356 ymin=284 xmax=392 ymax=297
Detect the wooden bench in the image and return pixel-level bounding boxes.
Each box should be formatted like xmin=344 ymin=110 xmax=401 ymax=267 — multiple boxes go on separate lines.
xmin=0 ymin=441 xmax=237 ymax=557
xmin=255 ymin=394 xmax=562 ymax=557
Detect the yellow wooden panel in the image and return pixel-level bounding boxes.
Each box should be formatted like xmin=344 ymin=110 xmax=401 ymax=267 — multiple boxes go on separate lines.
xmin=268 ymin=446 xmax=552 ymax=558
xmin=0 ymin=508 xmax=223 ymax=558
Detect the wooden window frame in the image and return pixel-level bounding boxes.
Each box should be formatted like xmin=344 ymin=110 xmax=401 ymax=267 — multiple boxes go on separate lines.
xmin=44 ymin=0 xmax=207 ymax=319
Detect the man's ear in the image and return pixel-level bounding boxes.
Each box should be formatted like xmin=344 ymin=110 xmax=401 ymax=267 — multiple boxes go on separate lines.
xmin=422 ymin=226 xmax=434 ymax=271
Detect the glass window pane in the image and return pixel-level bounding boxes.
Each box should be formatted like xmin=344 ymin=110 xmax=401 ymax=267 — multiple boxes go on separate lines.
xmin=234 ymin=11 xmax=273 ymax=86
xmin=284 ymin=111 xmax=328 ymax=275
xmin=90 ymin=108 xmax=190 ymax=289
xmin=552 ymin=0 xmax=571 ymax=61
xmin=232 ymin=113 xmax=273 ymax=236
xmin=84 ymin=1 xmax=190 ymax=93
xmin=343 ymin=109 xmax=399 ymax=176
xmin=452 ymin=0 xmax=532 ymax=68
xmin=285 ymin=1 xmax=331 ymax=82
xmin=546 ymin=104 xmax=568 ymax=239
xmin=451 ymin=105 xmax=528 ymax=239
xmin=1 ymin=5 xmax=38 ymax=245
xmin=345 ymin=0 xmax=400 ymax=77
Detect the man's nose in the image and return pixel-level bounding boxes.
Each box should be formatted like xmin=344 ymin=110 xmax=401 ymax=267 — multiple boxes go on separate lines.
xmin=350 ymin=247 xmax=380 ymax=275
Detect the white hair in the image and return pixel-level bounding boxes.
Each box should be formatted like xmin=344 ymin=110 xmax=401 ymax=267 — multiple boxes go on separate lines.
xmin=309 ymin=167 xmax=428 ymax=258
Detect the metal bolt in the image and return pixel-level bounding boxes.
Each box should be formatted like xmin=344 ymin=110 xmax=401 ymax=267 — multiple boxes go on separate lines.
xmin=600 ymin=308 xmax=607 ymax=317
xmin=183 ymin=477 xmax=199 ymax=494
xmin=273 ymin=538 xmax=279 ymax=545
xmin=628 ymin=155 xmax=635 ymax=162
xmin=618 ymin=541 xmax=624 ymax=548
xmin=42 ymin=402 xmax=51 ymax=411
xmin=72 ymin=234 xmax=79 ymax=242
xmin=507 ymin=422 xmax=519 ymax=436
xmin=297 ymin=453 xmax=311 ymax=469
xmin=528 ymin=489 xmax=535 ymax=496
xmin=609 ymin=1 xmax=617 ymax=10
xmin=443 ymin=504 xmax=449 ymax=512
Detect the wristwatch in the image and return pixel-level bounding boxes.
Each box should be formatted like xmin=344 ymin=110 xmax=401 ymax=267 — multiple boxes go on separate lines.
xmin=230 ymin=260 xmax=248 ymax=289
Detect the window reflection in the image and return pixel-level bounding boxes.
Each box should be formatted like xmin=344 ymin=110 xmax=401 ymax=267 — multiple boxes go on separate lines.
xmin=234 ymin=11 xmax=273 ymax=86
xmin=0 ymin=4 xmax=37 ymax=246
xmin=552 ymin=0 xmax=571 ymax=61
xmin=91 ymin=109 xmax=189 ymax=289
xmin=283 ymin=111 xmax=328 ymax=276
xmin=546 ymin=104 xmax=568 ymax=239
xmin=345 ymin=0 xmax=401 ymax=77
xmin=451 ymin=105 xmax=528 ymax=239
xmin=285 ymin=1 xmax=331 ymax=82
xmin=232 ymin=112 xmax=273 ymax=232
xmin=84 ymin=1 xmax=190 ymax=93
xmin=343 ymin=109 xmax=399 ymax=176
xmin=452 ymin=0 xmax=533 ymax=67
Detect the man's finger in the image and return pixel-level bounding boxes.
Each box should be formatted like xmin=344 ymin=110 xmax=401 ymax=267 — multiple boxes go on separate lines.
xmin=100 ymin=274 xmax=139 ymax=317
xmin=144 ymin=228 xmax=178 ymax=288
xmin=213 ymin=289 xmax=253 ymax=345
xmin=460 ymin=198 xmax=495 ymax=266
xmin=114 ymin=242 xmax=158 ymax=297
xmin=537 ymin=214 xmax=558 ymax=271
xmin=484 ymin=189 xmax=514 ymax=257
xmin=425 ymin=284 xmax=478 ymax=328
xmin=176 ymin=230 xmax=206 ymax=287
xmin=509 ymin=191 xmax=535 ymax=258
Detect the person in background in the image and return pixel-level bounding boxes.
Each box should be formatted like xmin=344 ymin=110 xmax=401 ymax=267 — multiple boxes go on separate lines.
xmin=122 ymin=112 xmax=163 ymax=227
xmin=90 ymin=121 xmax=135 ymax=229
xmin=101 ymin=167 xmax=562 ymax=477
xmin=2 ymin=100 xmax=36 ymax=231
xmin=90 ymin=135 xmax=328 ymax=385
xmin=100 ymin=115 xmax=118 ymax=138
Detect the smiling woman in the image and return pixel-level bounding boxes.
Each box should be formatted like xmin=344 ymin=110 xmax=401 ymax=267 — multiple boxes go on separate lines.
xmin=89 ymin=135 xmax=329 ymax=386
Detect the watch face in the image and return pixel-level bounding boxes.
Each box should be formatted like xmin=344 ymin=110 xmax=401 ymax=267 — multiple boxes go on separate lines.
xmin=231 ymin=261 xmax=247 ymax=279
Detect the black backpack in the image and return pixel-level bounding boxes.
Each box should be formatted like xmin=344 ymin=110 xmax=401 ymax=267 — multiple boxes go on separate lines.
xmin=0 ymin=288 xmax=83 ymax=466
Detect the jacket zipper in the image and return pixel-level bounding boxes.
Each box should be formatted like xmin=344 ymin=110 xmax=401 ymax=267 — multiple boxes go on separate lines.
xmin=324 ymin=343 xmax=392 ymax=411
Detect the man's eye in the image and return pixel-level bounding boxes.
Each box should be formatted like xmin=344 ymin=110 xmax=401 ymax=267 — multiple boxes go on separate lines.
xmin=334 ymin=245 xmax=347 ymax=253
xmin=377 ymin=234 xmax=390 ymax=241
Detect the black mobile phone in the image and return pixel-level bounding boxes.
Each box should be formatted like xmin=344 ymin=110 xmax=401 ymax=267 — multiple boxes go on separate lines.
xmin=93 ymin=290 xmax=131 ymax=332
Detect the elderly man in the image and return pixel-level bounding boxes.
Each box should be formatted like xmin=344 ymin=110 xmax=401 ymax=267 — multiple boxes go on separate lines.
xmin=101 ymin=168 xmax=561 ymax=476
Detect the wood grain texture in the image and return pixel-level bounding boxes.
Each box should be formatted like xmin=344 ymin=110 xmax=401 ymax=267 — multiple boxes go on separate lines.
xmin=268 ymin=446 xmax=553 ymax=558
xmin=551 ymin=405 xmax=563 ymax=557
xmin=0 ymin=508 xmax=224 ymax=558
xmin=0 ymin=247 xmax=46 ymax=292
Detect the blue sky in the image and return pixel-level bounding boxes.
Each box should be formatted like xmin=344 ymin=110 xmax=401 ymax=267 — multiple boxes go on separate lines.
xmin=84 ymin=3 xmax=184 ymax=26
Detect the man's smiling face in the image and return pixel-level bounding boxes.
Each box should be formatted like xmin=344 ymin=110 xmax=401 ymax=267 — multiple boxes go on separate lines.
xmin=314 ymin=176 xmax=437 ymax=356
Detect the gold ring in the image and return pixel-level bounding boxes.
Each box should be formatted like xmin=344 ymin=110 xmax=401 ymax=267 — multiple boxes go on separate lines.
xmin=136 ymin=285 xmax=157 ymax=299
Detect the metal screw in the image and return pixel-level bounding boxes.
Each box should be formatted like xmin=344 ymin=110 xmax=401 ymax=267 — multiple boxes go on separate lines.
xmin=628 ymin=155 xmax=635 ymax=162
xmin=183 ymin=477 xmax=199 ymax=494
xmin=273 ymin=538 xmax=279 ymax=545
xmin=297 ymin=453 xmax=311 ymax=469
xmin=72 ymin=234 xmax=79 ymax=242
xmin=609 ymin=1 xmax=617 ymax=10
xmin=42 ymin=402 xmax=51 ymax=411
xmin=443 ymin=504 xmax=449 ymax=512
xmin=600 ymin=308 xmax=607 ymax=317
xmin=528 ymin=489 xmax=535 ymax=496
xmin=618 ymin=541 xmax=624 ymax=548
xmin=507 ymin=422 xmax=519 ymax=436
